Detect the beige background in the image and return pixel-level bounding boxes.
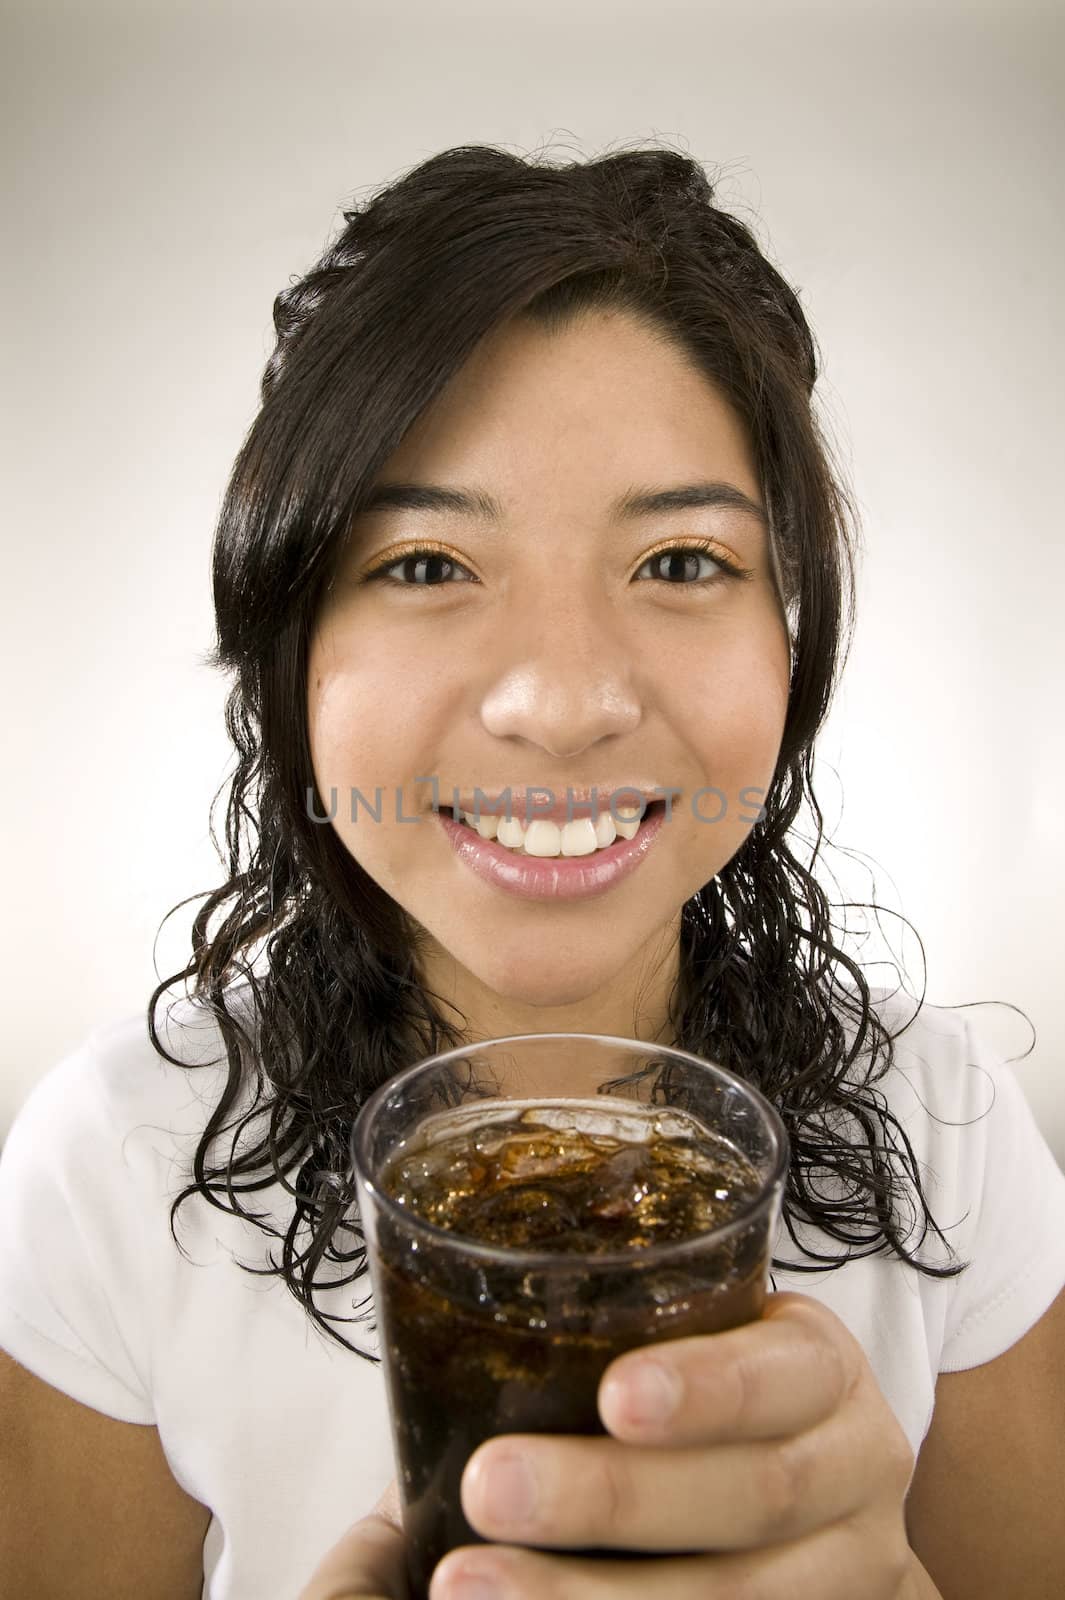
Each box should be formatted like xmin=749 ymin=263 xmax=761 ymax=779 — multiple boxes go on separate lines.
xmin=2 ymin=0 xmax=1062 ymax=1156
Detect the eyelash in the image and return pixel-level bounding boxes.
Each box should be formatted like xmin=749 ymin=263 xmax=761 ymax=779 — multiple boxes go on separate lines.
xmin=359 ymin=538 xmax=754 ymax=591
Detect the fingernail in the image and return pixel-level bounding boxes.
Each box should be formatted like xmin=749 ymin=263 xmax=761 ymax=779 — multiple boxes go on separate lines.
xmin=477 ymin=1450 xmax=538 ymax=1529
xmin=440 ymin=1574 xmax=503 ymax=1600
xmin=619 ymin=1357 xmax=682 ymax=1425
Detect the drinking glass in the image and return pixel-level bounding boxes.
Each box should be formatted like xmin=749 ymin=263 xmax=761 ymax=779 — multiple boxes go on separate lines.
xmin=351 ymin=1032 xmax=788 ymax=1600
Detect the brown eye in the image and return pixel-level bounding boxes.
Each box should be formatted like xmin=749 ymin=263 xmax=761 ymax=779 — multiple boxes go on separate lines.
xmin=636 ymin=544 xmax=747 ymax=587
xmin=364 ymin=550 xmax=477 ymax=587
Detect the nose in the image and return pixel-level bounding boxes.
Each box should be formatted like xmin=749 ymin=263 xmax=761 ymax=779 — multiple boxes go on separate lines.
xmin=479 ymin=592 xmax=642 ymax=758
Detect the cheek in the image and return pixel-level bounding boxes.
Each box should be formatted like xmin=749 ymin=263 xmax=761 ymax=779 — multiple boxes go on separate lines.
xmin=305 ymin=665 xmax=420 ymax=886
xmin=307 ymin=630 xmax=419 ymax=782
xmin=672 ymin=638 xmax=789 ymax=792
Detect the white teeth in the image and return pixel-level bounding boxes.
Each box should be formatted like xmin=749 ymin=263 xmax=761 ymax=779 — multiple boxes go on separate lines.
xmin=462 ymin=809 xmax=499 ymax=840
xmin=523 ymin=818 xmax=600 ymax=857
xmin=523 ymin=819 xmax=562 ymax=857
xmin=495 ymin=815 xmax=525 ymax=848
xmin=560 ymin=818 xmax=599 ymax=856
xmin=593 ymin=811 xmax=618 ymax=848
xmin=454 ymin=805 xmax=650 ymax=856
xmin=613 ymin=802 xmax=642 ymax=838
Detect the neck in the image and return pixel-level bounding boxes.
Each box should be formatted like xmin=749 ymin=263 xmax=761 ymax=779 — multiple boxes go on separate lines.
xmin=415 ymin=914 xmax=684 ymax=1050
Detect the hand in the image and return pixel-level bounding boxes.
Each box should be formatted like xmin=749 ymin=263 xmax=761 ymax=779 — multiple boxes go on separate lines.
xmin=428 ymin=1292 xmax=921 ymax=1599
xmin=295 ymin=1477 xmax=408 ymax=1600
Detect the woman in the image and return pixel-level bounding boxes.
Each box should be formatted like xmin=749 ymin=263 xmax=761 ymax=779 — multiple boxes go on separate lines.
xmin=2 ymin=143 xmax=1063 ymax=1600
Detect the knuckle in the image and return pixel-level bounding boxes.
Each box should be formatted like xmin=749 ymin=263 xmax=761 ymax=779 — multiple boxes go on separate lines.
xmin=833 ymin=1512 xmax=909 ymax=1600
xmin=864 ymin=1406 xmax=916 ymax=1501
xmin=788 ymin=1298 xmax=860 ymax=1388
xmin=885 ymin=1537 xmax=914 ymax=1596
xmin=754 ymin=1435 xmax=811 ymax=1539
xmin=860 ymin=1509 xmax=914 ymax=1599
xmin=888 ymin=1427 xmax=916 ymax=1494
xmin=587 ymin=1447 xmax=628 ymax=1538
xmin=719 ymin=1344 xmax=758 ymax=1431
xmin=888 ymin=1455 xmax=914 ymax=1509
xmin=805 ymin=1322 xmax=850 ymax=1402
xmin=778 ymin=1290 xmax=829 ymax=1331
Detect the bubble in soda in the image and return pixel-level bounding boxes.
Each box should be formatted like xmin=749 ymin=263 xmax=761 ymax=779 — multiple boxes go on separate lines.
xmin=382 ymin=1096 xmax=763 ymax=1252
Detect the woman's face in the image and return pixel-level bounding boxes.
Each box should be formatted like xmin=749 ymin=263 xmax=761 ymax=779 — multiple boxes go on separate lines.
xmin=307 ymin=308 xmax=790 ymax=1035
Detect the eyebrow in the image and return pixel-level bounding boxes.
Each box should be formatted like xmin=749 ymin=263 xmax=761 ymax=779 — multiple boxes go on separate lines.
xmin=359 ymin=478 xmax=770 ymax=530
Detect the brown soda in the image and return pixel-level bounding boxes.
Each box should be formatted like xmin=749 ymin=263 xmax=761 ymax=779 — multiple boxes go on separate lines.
xmin=373 ymin=1098 xmax=768 ymax=1599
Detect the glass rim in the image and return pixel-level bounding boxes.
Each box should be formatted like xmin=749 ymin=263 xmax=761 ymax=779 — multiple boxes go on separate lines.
xmin=350 ymin=1031 xmax=789 ymax=1270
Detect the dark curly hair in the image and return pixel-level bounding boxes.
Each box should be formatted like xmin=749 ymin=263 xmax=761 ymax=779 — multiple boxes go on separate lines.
xmin=148 ymin=139 xmax=997 ymax=1362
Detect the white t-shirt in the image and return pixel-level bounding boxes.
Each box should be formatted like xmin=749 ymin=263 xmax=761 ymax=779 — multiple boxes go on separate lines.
xmin=2 ymin=984 xmax=1065 ymax=1599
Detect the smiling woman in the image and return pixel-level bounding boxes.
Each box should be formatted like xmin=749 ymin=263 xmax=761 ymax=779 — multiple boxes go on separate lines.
xmin=2 ymin=141 xmax=1064 ymax=1600
xmin=307 ymin=308 xmax=791 ymax=982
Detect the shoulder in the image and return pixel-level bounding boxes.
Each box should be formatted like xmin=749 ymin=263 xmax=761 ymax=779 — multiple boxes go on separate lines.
xmin=859 ymin=983 xmax=995 ymax=1082
xmin=833 ymin=985 xmax=1064 ymax=1269
xmin=0 ymin=981 xmax=272 ymax=1412
xmin=0 ymin=986 xmax=251 ymax=1423
xmin=1 ymin=981 xmax=259 ymax=1197
xmin=850 ymin=985 xmax=1018 ymax=1158
xmin=862 ymin=985 xmax=1065 ymax=1347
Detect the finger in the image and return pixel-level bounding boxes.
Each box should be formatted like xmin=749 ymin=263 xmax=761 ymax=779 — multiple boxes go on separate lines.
xmin=295 ymin=1509 xmax=408 ymax=1600
xmin=598 ymin=1290 xmax=858 ymax=1446
xmin=429 ymin=1511 xmax=910 ymax=1600
xmin=372 ymin=1475 xmax=404 ymax=1531
xmin=459 ymin=1410 xmax=890 ymax=1554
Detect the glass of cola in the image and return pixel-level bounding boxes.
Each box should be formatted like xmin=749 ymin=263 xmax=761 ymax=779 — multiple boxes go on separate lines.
xmin=350 ymin=1033 xmax=788 ymax=1600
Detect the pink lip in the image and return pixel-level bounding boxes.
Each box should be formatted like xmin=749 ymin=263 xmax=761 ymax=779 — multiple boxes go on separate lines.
xmin=437 ymin=802 xmax=667 ymax=901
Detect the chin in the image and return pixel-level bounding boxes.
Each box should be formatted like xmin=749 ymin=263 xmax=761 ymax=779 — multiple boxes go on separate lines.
xmin=463 ymin=952 xmax=623 ymax=1016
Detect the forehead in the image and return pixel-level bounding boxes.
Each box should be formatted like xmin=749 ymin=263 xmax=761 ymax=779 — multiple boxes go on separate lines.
xmin=375 ymin=308 xmax=762 ymax=509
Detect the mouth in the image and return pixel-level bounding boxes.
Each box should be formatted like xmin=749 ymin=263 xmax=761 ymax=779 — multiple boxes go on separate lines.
xmin=438 ymin=797 xmax=667 ymax=852
xmin=436 ymin=799 xmax=668 ymax=902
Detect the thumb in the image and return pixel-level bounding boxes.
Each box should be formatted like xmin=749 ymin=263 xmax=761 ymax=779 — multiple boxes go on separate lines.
xmin=294 ymin=1477 xmax=408 ymax=1600
xmin=371 ymin=1474 xmax=404 ymax=1531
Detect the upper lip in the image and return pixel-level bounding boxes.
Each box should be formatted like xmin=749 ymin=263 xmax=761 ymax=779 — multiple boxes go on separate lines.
xmin=443 ymin=785 xmax=667 ymax=825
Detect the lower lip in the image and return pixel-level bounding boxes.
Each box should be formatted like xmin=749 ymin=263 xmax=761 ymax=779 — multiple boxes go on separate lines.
xmin=436 ymin=805 xmax=667 ymax=901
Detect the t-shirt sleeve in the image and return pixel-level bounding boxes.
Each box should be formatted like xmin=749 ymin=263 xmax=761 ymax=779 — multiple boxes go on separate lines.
xmin=938 ymin=1014 xmax=1065 ymax=1372
xmin=0 ymin=1036 xmax=156 ymax=1423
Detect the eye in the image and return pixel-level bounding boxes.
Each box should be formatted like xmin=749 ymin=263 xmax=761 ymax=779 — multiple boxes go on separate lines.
xmin=361 ymin=547 xmax=478 ymax=588
xmin=359 ymin=539 xmax=753 ymax=591
xmin=635 ymin=542 xmax=751 ymax=587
